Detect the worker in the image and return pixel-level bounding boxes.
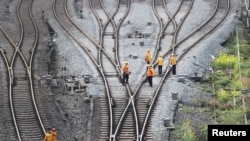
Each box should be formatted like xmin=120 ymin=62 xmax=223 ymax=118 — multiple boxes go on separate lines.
xmin=44 ymin=128 xmax=53 ymax=141
xmin=147 ymin=64 xmax=155 ymax=87
xmin=156 ymin=54 xmax=164 ymax=75
xmin=121 ymin=61 xmax=130 ymax=85
xmin=50 ymin=128 xmax=57 ymax=141
xmin=145 ymin=49 xmax=151 ymax=64
xmin=169 ymin=53 xmax=177 ymax=75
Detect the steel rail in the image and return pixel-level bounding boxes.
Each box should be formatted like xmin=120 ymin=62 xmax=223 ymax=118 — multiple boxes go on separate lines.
xmin=170 ymin=0 xmax=220 ymax=51
xmin=28 ymin=0 xmax=46 ymax=135
xmin=0 ymin=0 xmax=46 ymax=140
xmin=113 ymin=0 xmax=229 ymax=140
xmin=53 ymin=0 xmax=115 ymax=140
xmin=88 ymin=0 xmax=103 ymax=65
xmin=68 ymin=2 xmax=136 ymax=139
xmin=64 ymin=0 xmax=119 ymax=69
xmin=66 ymin=1 xmax=131 ymax=140
xmin=0 ymin=47 xmax=19 ymax=139
xmin=162 ymin=0 xmax=183 ymax=34
xmin=99 ymin=0 xmax=120 ymax=65
xmin=110 ymin=1 xmax=193 ymax=140
xmin=140 ymin=1 xmax=230 ymax=140
xmin=89 ymin=0 xmax=139 ymax=140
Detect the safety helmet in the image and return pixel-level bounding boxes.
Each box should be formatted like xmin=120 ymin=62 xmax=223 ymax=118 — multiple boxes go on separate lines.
xmin=147 ymin=49 xmax=150 ymax=52
xmin=147 ymin=64 xmax=152 ymax=67
xmin=125 ymin=61 xmax=128 ymax=64
xmin=171 ymin=53 xmax=174 ymax=56
xmin=159 ymin=54 xmax=162 ymax=57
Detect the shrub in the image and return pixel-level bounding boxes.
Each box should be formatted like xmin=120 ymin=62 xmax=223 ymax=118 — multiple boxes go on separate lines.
xmin=207 ymin=99 xmax=222 ymax=109
xmin=212 ymin=53 xmax=237 ymax=69
xmin=174 ymin=119 xmax=196 ymax=141
xmin=241 ymin=78 xmax=250 ymax=90
xmin=217 ymin=89 xmax=230 ymax=103
xmin=217 ymin=108 xmax=245 ymax=124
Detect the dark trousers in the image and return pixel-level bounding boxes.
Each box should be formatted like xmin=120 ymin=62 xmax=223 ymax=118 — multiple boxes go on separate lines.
xmin=172 ymin=65 xmax=176 ymax=75
xmin=147 ymin=76 xmax=153 ymax=87
xmin=158 ymin=65 xmax=162 ymax=75
xmin=122 ymin=73 xmax=129 ymax=84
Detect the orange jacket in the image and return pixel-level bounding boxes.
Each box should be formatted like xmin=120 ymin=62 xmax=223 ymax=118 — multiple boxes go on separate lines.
xmin=170 ymin=56 xmax=176 ymax=65
xmin=157 ymin=56 xmax=164 ymax=66
xmin=147 ymin=67 xmax=155 ymax=76
xmin=145 ymin=52 xmax=151 ymax=62
xmin=50 ymin=131 xmax=57 ymax=141
xmin=44 ymin=133 xmax=53 ymax=141
xmin=122 ymin=64 xmax=129 ymax=74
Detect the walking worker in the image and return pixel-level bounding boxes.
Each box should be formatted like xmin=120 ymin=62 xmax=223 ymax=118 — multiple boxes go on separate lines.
xmin=50 ymin=128 xmax=57 ymax=141
xmin=121 ymin=61 xmax=130 ymax=85
xmin=145 ymin=49 xmax=151 ymax=64
xmin=44 ymin=128 xmax=53 ymax=141
xmin=168 ymin=53 xmax=177 ymax=75
xmin=147 ymin=64 xmax=155 ymax=87
xmin=156 ymin=54 xmax=164 ymax=75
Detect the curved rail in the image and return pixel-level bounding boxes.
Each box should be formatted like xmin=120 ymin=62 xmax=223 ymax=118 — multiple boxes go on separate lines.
xmin=111 ymin=0 xmax=230 ymax=140
xmin=53 ymin=0 xmax=118 ymax=140
xmin=1 ymin=0 xmax=47 ymax=140
xmin=140 ymin=0 xmax=230 ymax=140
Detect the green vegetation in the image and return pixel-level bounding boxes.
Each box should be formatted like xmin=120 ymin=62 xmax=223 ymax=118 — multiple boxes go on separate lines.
xmin=212 ymin=53 xmax=237 ymax=69
xmin=172 ymin=22 xmax=250 ymax=141
xmin=174 ymin=118 xmax=196 ymax=141
xmin=209 ymin=29 xmax=250 ymax=125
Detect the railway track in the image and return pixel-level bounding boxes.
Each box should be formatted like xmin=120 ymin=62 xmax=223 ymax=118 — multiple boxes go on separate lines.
xmin=53 ymin=0 xmax=230 ymax=140
xmin=111 ymin=0 xmax=230 ymax=140
xmin=0 ymin=0 xmax=48 ymax=140
xmin=0 ymin=0 xmax=233 ymax=140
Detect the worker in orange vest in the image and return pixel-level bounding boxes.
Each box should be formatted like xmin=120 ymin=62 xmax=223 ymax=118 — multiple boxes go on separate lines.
xmin=50 ymin=128 xmax=57 ymax=141
xmin=156 ymin=54 xmax=164 ymax=75
xmin=44 ymin=128 xmax=53 ymax=141
xmin=147 ymin=64 xmax=155 ymax=87
xmin=145 ymin=49 xmax=151 ymax=64
xmin=168 ymin=53 xmax=177 ymax=75
xmin=121 ymin=61 xmax=130 ymax=85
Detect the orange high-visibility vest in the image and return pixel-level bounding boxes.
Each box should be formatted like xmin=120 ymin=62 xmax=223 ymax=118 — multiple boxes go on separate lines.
xmin=44 ymin=133 xmax=53 ymax=141
xmin=170 ymin=56 xmax=176 ymax=65
xmin=157 ymin=57 xmax=164 ymax=66
xmin=122 ymin=64 xmax=129 ymax=74
xmin=147 ymin=67 xmax=155 ymax=76
xmin=51 ymin=131 xmax=57 ymax=141
xmin=145 ymin=52 xmax=151 ymax=62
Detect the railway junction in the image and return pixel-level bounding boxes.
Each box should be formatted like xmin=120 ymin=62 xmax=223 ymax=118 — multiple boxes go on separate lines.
xmin=0 ymin=0 xmax=245 ymax=141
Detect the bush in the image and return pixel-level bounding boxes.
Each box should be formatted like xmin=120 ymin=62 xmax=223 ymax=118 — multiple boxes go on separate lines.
xmin=217 ymin=89 xmax=230 ymax=103
xmin=174 ymin=119 xmax=196 ymax=141
xmin=217 ymin=108 xmax=245 ymax=124
xmin=212 ymin=53 xmax=237 ymax=69
xmin=207 ymin=99 xmax=222 ymax=109
xmin=241 ymin=78 xmax=250 ymax=90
